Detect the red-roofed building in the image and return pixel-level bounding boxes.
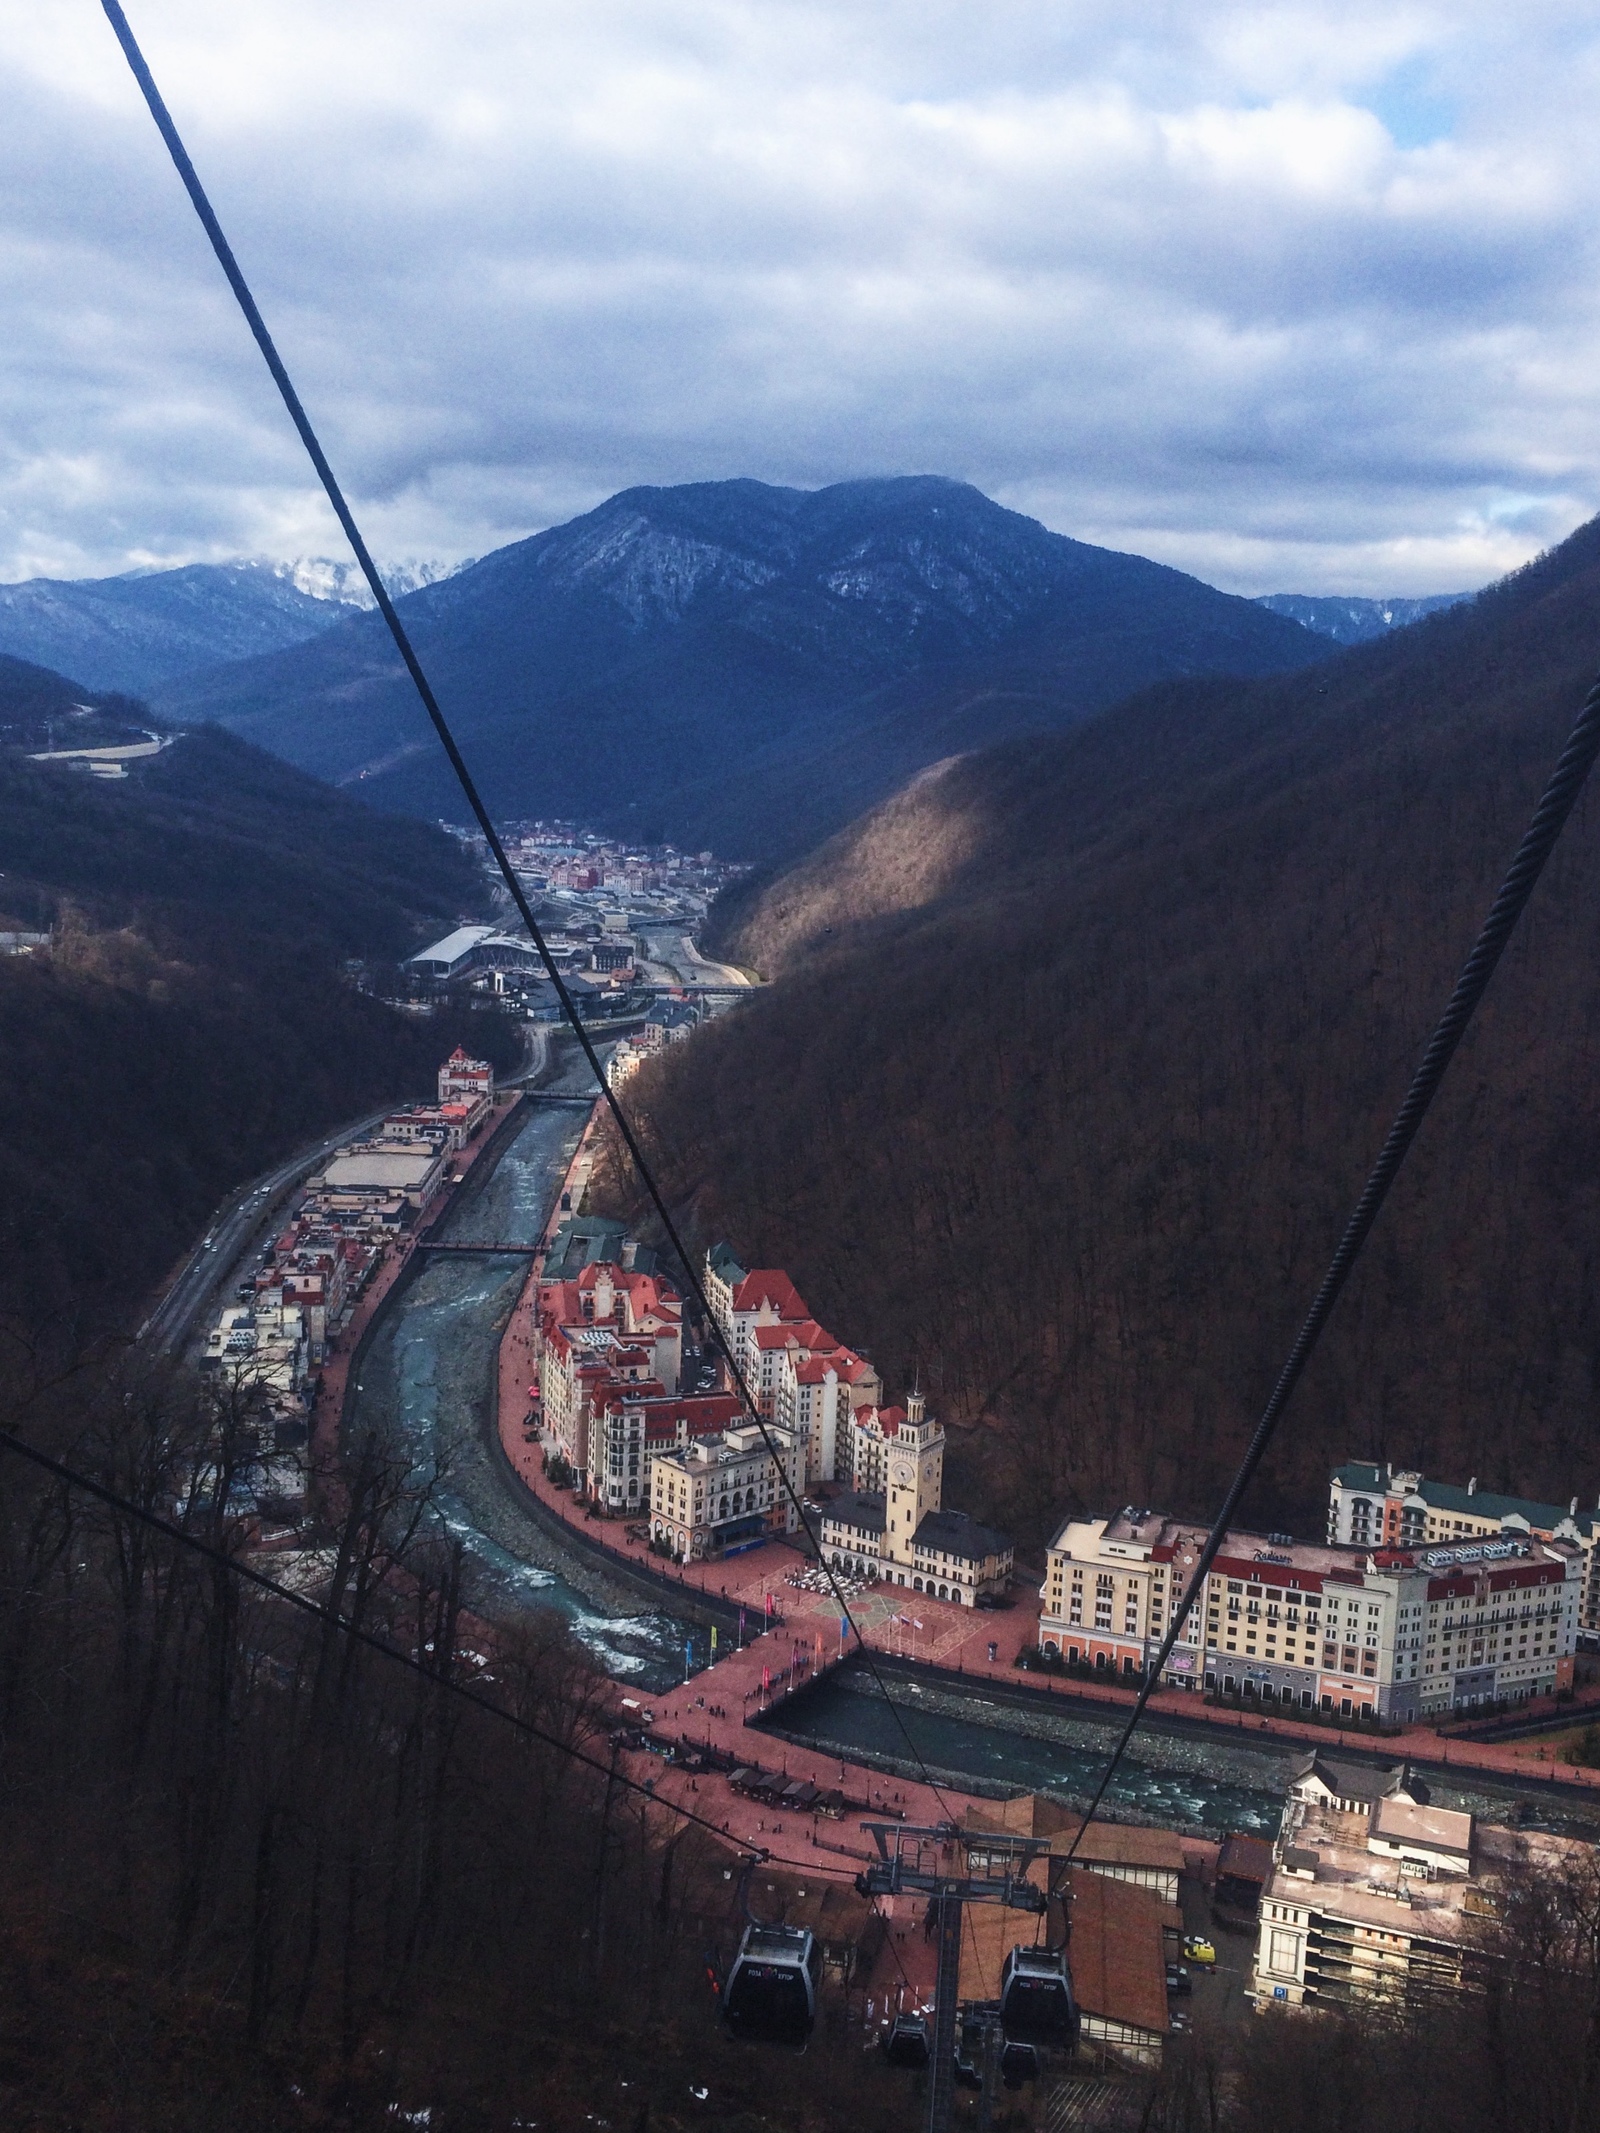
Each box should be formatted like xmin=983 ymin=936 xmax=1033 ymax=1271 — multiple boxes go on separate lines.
xmin=536 ymin=1253 xmax=684 ymax=1478
xmin=438 ymin=1048 xmax=494 ymax=1105
xmin=704 ymin=1244 xmax=881 ymax=1482
xmin=587 ymin=1388 xmax=746 ymax=1514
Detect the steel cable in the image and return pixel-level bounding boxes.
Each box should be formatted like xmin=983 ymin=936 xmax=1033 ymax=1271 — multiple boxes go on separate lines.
xmin=1066 ymin=669 xmax=1600 ymax=1855
xmin=97 ymin=0 xmax=956 ymax=1819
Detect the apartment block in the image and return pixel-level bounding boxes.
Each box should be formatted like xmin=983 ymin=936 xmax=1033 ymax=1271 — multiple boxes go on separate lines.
xmin=1038 ymin=1509 xmax=1581 ymax=1718
xmin=585 ymin=1389 xmax=744 ymax=1514
xmin=1330 ymin=1460 xmax=1600 ymax=1641
xmin=648 ymin=1422 xmax=802 ymax=1562
xmin=1251 ymin=1751 xmax=1587 ymax=2008
xmin=702 ymin=1245 xmax=880 ymax=1484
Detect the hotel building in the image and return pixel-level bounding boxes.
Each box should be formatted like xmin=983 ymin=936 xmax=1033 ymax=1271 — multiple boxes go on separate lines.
xmin=1040 ymin=1509 xmax=1581 ymax=1718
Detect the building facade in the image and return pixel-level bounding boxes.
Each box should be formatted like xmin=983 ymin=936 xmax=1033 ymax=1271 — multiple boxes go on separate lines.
xmin=702 ymin=1245 xmax=880 ymax=1484
xmin=1250 ymin=1752 xmax=1586 ymax=2009
xmin=1330 ymin=1460 xmax=1600 ymax=1641
xmin=585 ymin=1389 xmax=744 ymax=1514
xmin=818 ymin=1396 xmax=1014 ymax=1605
xmin=1039 ymin=1509 xmax=1581 ymax=1717
xmin=649 ymin=1422 xmax=802 ymax=1560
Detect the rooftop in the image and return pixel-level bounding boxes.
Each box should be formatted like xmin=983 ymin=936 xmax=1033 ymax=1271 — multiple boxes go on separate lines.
xmin=955 ymin=1868 xmax=1169 ymax=2039
xmin=964 ymin=1798 xmax=1184 ymax=1873
xmin=821 ymin=1490 xmax=886 ymax=1538
xmin=1268 ymin=1798 xmax=1584 ymax=1944
xmin=1333 ymin=1461 xmax=1596 ymax=1537
xmin=1290 ymin=1752 xmax=1429 ymax=1806
xmin=913 ymin=1507 xmax=1012 ymax=1562
xmin=320 ymin=1146 xmax=439 ymax=1192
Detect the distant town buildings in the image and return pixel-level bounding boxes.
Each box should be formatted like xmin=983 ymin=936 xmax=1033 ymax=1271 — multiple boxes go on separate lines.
xmin=195 ymin=1049 xmax=501 ymax=1534
xmin=406 ymin=821 xmax=750 ymax=1025
xmin=1040 ymin=1502 xmax=1582 ymax=1718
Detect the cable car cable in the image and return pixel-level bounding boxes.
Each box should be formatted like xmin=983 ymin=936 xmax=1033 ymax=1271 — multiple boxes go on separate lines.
xmin=98 ymin=0 xmax=957 ymax=1822
xmin=0 ymin=1416 xmax=860 ymax=1887
xmin=1064 ymin=664 xmax=1600 ymax=1860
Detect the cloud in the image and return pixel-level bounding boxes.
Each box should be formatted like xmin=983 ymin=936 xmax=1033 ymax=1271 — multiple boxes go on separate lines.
xmin=2 ymin=0 xmax=1599 ymax=594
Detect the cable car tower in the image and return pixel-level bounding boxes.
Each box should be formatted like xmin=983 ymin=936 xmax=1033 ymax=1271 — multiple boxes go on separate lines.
xmin=857 ymin=1822 xmax=1078 ymax=2133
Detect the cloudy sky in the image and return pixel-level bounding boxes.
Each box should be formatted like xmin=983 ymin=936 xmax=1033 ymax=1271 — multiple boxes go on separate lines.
xmin=5 ymin=0 xmax=1600 ymax=596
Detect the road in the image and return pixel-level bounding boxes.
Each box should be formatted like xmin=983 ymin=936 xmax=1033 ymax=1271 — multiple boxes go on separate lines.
xmin=637 ymin=924 xmax=753 ymax=990
xmin=139 ymin=1103 xmax=393 ymax=1358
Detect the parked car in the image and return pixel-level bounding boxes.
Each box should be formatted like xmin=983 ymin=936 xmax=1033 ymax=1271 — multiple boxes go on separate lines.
xmin=1166 ymin=1963 xmax=1192 ymax=1995
xmin=1183 ymin=1936 xmax=1217 ymax=1965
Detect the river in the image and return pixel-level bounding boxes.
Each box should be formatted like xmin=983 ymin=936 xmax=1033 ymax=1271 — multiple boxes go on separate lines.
xmin=757 ymin=1663 xmax=1600 ymax=1838
xmin=343 ymin=1059 xmax=700 ymax=1689
xmin=341 ymin=1073 xmax=1600 ymax=1834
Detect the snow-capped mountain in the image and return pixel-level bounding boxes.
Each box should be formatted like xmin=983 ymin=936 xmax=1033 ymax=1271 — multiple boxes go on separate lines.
xmin=0 ymin=557 xmax=463 ymax=695
xmin=1254 ymin=590 xmax=1472 ymax=646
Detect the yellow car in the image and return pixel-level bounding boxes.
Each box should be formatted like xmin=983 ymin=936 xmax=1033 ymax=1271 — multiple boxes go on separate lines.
xmin=1182 ymin=1936 xmax=1217 ymax=1965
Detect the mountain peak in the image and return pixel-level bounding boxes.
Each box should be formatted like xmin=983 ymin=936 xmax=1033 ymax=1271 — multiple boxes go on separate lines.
xmin=153 ymin=473 xmax=1324 ymax=856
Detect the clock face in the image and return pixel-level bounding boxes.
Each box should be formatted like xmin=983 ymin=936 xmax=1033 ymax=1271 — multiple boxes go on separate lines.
xmin=892 ymin=1461 xmax=913 ymax=1488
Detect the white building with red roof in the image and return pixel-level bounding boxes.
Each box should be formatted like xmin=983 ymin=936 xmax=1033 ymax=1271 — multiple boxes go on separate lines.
xmin=438 ymin=1047 xmax=494 ymax=1105
xmin=1040 ymin=1509 xmax=1582 ymax=1718
xmin=703 ymin=1243 xmax=880 ymax=1484
xmin=588 ymin=1390 xmax=748 ymax=1515
xmin=537 ymin=1258 xmax=684 ymax=1478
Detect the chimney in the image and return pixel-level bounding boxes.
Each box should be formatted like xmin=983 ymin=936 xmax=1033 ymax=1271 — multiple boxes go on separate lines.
xmin=1468 ymin=1477 xmax=1477 ymax=1496
xmin=621 ymin=1239 xmax=638 ymax=1270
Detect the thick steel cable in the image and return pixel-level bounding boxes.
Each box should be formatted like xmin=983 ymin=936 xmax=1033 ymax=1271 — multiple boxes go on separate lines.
xmin=0 ymin=1416 xmax=872 ymax=1882
xmin=99 ymin=0 xmax=956 ymax=1818
xmin=1066 ymin=672 xmax=1600 ymax=1856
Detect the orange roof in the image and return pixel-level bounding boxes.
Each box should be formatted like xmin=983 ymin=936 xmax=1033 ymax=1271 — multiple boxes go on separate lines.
xmin=956 ymin=1871 xmax=1168 ymax=2038
xmin=964 ymin=1800 xmax=1184 ymax=1873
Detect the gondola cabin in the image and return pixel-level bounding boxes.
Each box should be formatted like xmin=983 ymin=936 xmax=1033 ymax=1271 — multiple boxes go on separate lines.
xmin=883 ymin=2013 xmax=931 ymax=2068
xmin=999 ymin=1945 xmax=1079 ymax=2050
xmin=723 ymin=1922 xmax=821 ymax=2045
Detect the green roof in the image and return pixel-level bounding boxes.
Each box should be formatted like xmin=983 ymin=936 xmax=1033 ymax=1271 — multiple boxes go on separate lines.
xmin=1332 ymin=1462 xmax=1592 ymax=1536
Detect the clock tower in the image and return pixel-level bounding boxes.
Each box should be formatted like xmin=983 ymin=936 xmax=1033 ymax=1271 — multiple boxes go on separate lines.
xmin=882 ymin=1392 xmax=944 ymax=1578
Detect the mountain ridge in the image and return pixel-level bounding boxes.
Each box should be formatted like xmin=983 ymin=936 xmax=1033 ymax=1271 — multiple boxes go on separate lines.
xmin=0 ymin=558 xmax=458 ymax=696
xmin=0 ymin=651 xmax=501 ymax=1330
xmin=152 ymin=476 xmax=1326 ymax=855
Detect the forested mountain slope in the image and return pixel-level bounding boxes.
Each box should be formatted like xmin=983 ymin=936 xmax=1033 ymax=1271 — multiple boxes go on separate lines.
xmin=618 ymin=516 xmax=1600 ymax=1545
xmin=0 ymin=562 xmax=363 ymax=694
xmin=0 ymin=670 xmax=503 ymax=1333
xmin=155 ymin=477 xmax=1324 ymax=857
